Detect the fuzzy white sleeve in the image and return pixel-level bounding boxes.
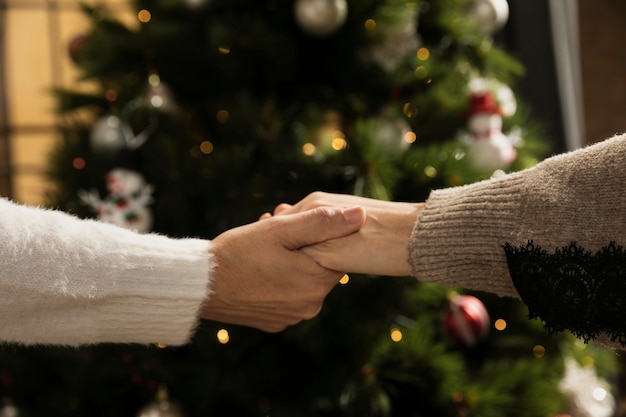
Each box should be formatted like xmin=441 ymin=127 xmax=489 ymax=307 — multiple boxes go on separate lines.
xmin=0 ymin=198 xmax=212 ymax=346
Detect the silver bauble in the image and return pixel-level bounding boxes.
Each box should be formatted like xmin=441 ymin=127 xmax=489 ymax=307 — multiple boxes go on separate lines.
xmin=90 ymin=114 xmax=128 ymax=152
xmin=294 ymin=0 xmax=348 ymax=37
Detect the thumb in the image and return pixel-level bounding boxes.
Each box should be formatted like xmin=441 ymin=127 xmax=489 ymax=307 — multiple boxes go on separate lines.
xmin=280 ymin=206 xmax=365 ymax=250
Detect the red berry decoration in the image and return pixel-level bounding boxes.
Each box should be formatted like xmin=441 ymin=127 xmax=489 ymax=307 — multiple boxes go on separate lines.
xmin=442 ymin=294 xmax=490 ymax=346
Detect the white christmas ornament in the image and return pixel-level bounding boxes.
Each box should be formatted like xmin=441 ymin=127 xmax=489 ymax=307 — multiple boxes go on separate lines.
xmin=365 ymin=6 xmax=420 ymax=72
xmin=559 ymin=358 xmax=615 ymax=417
xmin=371 ymin=112 xmax=412 ymax=154
xmin=90 ymin=115 xmax=129 ymax=153
xmin=467 ymin=0 xmax=509 ymax=35
xmin=79 ymin=168 xmax=154 ymax=234
xmin=294 ymin=0 xmax=348 ymax=37
xmin=464 ymin=92 xmax=516 ymax=172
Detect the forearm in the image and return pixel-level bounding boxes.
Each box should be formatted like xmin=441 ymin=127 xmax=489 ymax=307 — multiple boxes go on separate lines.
xmin=0 ymin=198 xmax=211 ymax=346
xmin=409 ymin=134 xmax=626 ymax=297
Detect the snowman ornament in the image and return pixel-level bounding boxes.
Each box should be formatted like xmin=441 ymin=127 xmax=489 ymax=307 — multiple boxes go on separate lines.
xmin=464 ymin=91 xmax=517 ymax=173
xmin=79 ymin=168 xmax=154 ymax=234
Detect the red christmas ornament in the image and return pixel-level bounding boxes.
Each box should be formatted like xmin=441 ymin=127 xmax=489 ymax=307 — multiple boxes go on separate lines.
xmin=442 ymin=294 xmax=490 ymax=346
xmin=67 ymin=33 xmax=88 ymax=63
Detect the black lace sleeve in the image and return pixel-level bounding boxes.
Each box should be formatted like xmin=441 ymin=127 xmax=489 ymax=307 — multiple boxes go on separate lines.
xmin=504 ymin=241 xmax=626 ymax=346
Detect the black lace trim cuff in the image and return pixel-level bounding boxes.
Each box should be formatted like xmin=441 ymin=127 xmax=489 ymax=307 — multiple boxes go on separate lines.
xmin=504 ymin=241 xmax=626 ymax=346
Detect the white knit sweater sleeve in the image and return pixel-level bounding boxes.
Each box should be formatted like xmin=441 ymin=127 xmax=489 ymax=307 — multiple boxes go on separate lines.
xmin=0 ymin=198 xmax=212 ymax=346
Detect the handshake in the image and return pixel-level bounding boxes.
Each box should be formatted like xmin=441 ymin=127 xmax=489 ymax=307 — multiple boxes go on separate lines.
xmin=202 ymin=192 xmax=424 ymax=333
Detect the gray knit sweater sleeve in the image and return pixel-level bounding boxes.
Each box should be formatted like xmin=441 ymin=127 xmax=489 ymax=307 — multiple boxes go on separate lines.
xmin=409 ymin=133 xmax=626 ymax=298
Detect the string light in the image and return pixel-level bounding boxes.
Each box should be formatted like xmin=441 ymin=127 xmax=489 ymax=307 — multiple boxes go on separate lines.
xmin=494 ymin=318 xmax=507 ymax=331
xmin=581 ymin=355 xmax=595 ymax=367
xmin=216 ymin=109 xmax=230 ymax=124
xmin=414 ymin=66 xmax=428 ymax=79
xmin=156 ymin=343 xmax=167 ymax=349
xmin=137 ymin=9 xmax=151 ymax=23
xmin=532 ymin=345 xmax=545 ymax=358
xmin=218 ymin=45 xmax=231 ymax=54
xmin=424 ymin=166 xmax=437 ymax=178
xmin=416 ymin=47 xmax=430 ymax=61
xmin=390 ymin=327 xmax=403 ymax=342
xmin=404 ymin=131 xmax=416 ymax=144
xmin=339 ymin=274 xmax=349 ymax=284
xmin=302 ymin=143 xmax=316 ymax=156
xmin=403 ymin=102 xmax=417 ymax=118
xmin=364 ymin=19 xmax=376 ymax=31
xmin=331 ymin=137 xmax=347 ymax=151
xmin=217 ymin=329 xmax=230 ymax=344
xmin=200 ymin=140 xmax=214 ymax=154
xmin=148 ymin=74 xmax=161 ymax=86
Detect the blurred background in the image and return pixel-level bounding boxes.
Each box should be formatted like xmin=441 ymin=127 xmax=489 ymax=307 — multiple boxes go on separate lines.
xmin=0 ymin=1 xmax=625 ymax=416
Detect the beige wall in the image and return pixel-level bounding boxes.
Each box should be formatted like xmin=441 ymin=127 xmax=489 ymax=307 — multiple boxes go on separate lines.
xmin=1 ymin=0 xmax=132 ymax=205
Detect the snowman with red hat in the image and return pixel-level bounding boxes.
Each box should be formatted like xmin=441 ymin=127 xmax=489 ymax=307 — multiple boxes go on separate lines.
xmin=464 ymin=90 xmax=517 ymax=173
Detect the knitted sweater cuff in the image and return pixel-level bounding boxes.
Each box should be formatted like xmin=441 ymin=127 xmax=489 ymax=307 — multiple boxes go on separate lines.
xmin=408 ymin=173 xmax=524 ymax=297
xmin=90 ymin=236 xmax=212 ymax=346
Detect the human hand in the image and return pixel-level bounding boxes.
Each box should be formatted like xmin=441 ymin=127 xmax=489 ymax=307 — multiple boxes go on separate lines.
xmin=262 ymin=192 xmax=423 ymax=277
xmin=202 ymin=206 xmax=365 ymax=332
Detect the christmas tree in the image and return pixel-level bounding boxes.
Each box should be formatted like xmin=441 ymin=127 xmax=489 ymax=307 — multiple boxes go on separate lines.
xmin=0 ymin=0 xmax=617 ymax=416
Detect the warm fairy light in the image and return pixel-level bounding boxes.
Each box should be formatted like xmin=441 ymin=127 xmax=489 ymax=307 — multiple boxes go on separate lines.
xmin=302 ymin=142 xmax=316 ymax=156
xmin=494 ymin=318 xmax=507 ymax=331
xmin=581 ymin=355 xmax=595 ymax=367
xmin=404 ymin=131 xmax=416 ymax=144
xmin=416 ymin=47 xmax=430 ymax=61
xmin=414 ymin=66 xmax=428 ymax=79
xmin=216 ymin=109 xmax=230 ymax=123
xmin=156 ymin=343 xmax=167 ymax=349
xmin=331 ymin=137 xmax=347 ymax=151
xmin=364 ymin=19 xmax=376 ymax=31
xmin=217 ymin=329 xmax=230 ymax=344
xmin=104 ymin=89 xmax=118 ymax=102
xmin=532 ymin=345 xmax=546 ymax=358
xmin=390 ymin=327 xmax=403 ymax=342
xmin=424 ymin=166 xmax=437 ymax=178
xmin=137 ymin=9 xmax=151 ymax=23
xmin=148 ymin=73 xmax=161 ymax=86
xmin=200 ymin=141 xmax=214 ymax=154
xmin=151 ymin=96 xmax=164 ymax=108
xmin=403 ymin=102 xmax=417 ymax=118
xmin=339 ymin=274 xmax=349 ymax=284
xmin=72 ymin=157 xmax=86 ymax=170
xmin=218 ymin=45 xmax=231 ymax=54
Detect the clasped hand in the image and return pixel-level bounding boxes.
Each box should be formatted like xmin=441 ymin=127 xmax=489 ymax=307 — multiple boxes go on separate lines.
xmin=202 ymin=205 xmax=365 ymax=332
xmin=203 ymin=192 xmax=423 ymax=333
xmin=265 ymin=192 xmax=423 ymax=277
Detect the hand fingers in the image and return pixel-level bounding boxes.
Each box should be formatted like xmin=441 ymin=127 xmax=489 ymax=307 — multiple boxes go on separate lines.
xmin=277 ymin=206 xmax=365 ymax=250
xmin=273 ymin=203 xmax=292 ymax=215
xmin=203 ymin=301 xmax=325 ymax=332
xmin=258 ymin=212 xmax=272 ymax=220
